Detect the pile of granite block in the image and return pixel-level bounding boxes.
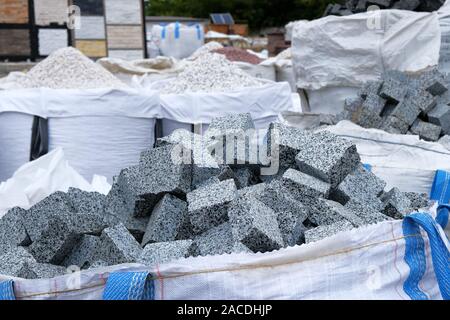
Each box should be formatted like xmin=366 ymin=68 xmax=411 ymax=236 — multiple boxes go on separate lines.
xmin=0 ymin=114 xmax=432 ymax=279
xmin=331 ymin=68 xmax=450 ymax=146
xmin=323 ymin=0 xmax=444 ymax=17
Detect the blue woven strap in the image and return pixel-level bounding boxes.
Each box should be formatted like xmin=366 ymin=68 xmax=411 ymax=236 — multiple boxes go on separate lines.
xmin=430 ymin=170 xmax=450 ymax=204
xmin=175 ymin=21 xmax=180 ymax=39
xmin=161 ymin=25 xmax=166 ymax=39
xmin=0 ymin=280 xmax=15 ymax=300
xmin=363 ymin=163 xmax=372 ymax=172
xmin=103 ymin=271 xmax=154 ymax=300
xmin=196 ymin=24 xmax=202 ymax=40
xmin=402 ymin=212 xmax=450 ymax=300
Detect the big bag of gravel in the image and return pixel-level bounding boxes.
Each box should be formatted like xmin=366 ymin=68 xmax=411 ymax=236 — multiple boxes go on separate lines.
xmin=1 ymin=206 xmax=448 ymax=300
xmin=292 ymin=10 xmax=441 ymax=114
xmin=0 ymin=87 xmax=161 ymax=183
xmin=152 ymin=79 xmax=295 ymax=137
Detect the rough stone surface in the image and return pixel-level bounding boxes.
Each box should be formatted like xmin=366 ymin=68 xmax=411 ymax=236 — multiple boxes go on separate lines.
xmin=305 ymin=220 xmax=353 ymax=244
xmin=403 ymin=192 xmax=432 ymax=211
xmin=344 ymin=200 xmax=392 ymax=225
xmin=438 ymin=135 xmax=450 ymax=151
xmin=295 ymin=131 xmax=360 ymax=187
xmin=97 ymin=224 xmax=142 ymax=265
xmin=228 ymin=195 xmax=284 ymax=253
xmin=193 ymin=223 xmax=236 ymax=256
xmin=62 ymin=235 xmax=102 ymax=269
xmin=362 ymin=92 xmax=386 ymax=115
xmin=233 ymin=167 xmax=258 ymax=189
xmin=0 ymin=247 xmax=38 ymax=279
xmin=141 ymin=194 xmax=189 ymax=246
xmin=332 ymin=164 xmax=386 ymax=209
xmin=410 ymin=119 xmax=441 ymax=141
xmin=381 ymin=116 xmax=410 ymax=134
xmin=427 ymin=104 xmax=450 ymax=135
xmin=66 ymin=188 xmax=105 ymax=214
xmin=138 ymin=240 xmax=197 ymax=266
xmin=381 ymin=187 xmax=412 ymax=219
xmin=0 ymin=207 xmax=31 ymax=254
xmin=31 ymin=263 xmax=66 ymax=279
xmin=391 ymin=95 xmax=422 ymax=126
xmin=187 ymin=179 xmax=237 ymax=234
xmin=379 ymin=78 xmax=407 ymax=102
xmin=281 ymin=168 xmax=331 ymax=199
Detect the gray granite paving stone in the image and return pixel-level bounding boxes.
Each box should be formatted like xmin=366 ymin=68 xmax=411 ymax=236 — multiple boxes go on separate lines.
xmin=97 ymin=224 xmax=143 ymax=265
xmin=358 ymin=81 xmax=382 ymax=99
xmin=31 ymin=263 xmax=67 ymax=279
xmin=193 ymin=222 xmax=236 ymax=256
xmin=66 ymin=188 xmax=105 ymax=214
xmin=381 ymin=116 xmax=410 ymax=134
xmin=427 ymin=104 xmax=450 ymax=135
xmin=391 ymin=95 xmax=422 ymax=126
xmin=0 ymin=247 xmax=38 ymax=279
xmin=295 ymin=131 xmax=360 ymax=187
xmin=187 ymin=179 xmax=237 ymax=234
xmin=344 ymin=200 xmax=392 ymax=225
xmin=362 ymin=93 xmax=386 ymax=115
xmin=138 ymin=240 xmax=197 ymax=266
xmin=332 ymin=164 xmax=386 ymax=209
xmin=88 ymin=260 xmax=109 ymax=269
xmin=267 ymin=122 xmax=314 ymax=171
xmin=233 ymin=167 xmax=257 ymax=189
xmin=62 ymin=235 xmax=102 ymax=269
xmin=410 ymin=119 xmax=442 ymax=141
xmin=403 ymin=192 xmax=432 ymax=211
xmin=305 ymin=220 xmax=354 ymax=244
xmin=381 ymin=187 xmax=412 ymax=219
xmin=141 ymin=194 xmax=188 ymax=246
xmin=228 ymin=195 xmax=284 ymax=253
xmin=0 ymin=207 xmax=31 ymax=254
xmin=379 ymin=78 xmax=407 ymax=102
xmin=281 ymin=168 xmax=331 ymax=199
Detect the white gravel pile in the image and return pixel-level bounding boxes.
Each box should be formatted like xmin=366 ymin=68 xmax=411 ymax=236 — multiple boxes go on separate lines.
xmin=19 ymin=47 xmax=126 ymax=89
xmin=160 ymin=52 xmax=263 ymax=94
xmin=189 ymin=41 xmax=224 ymax=60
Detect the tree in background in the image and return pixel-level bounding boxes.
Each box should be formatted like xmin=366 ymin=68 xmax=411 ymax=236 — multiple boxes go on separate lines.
xmin=145 ymin=0 xmax=341 ymax=31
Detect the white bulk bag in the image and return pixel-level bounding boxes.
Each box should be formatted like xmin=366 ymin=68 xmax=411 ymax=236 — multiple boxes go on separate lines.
xmin=321 ymin=121 xmax=450 ymax=194
xmin=43 ymin=88 xmax=160 ymax=182
xmin=151 ymin=80 xmax=294 ymax=136
xmin=1 ymin=207 xmax=448 ymax=300
xmin=151 ymin=23 xmax=205 ymax=59
xmin=275 ymin=59 xmax=296 ymax=92
xmin=234 ymin=61 xmax=276 ymax=82
xmin=292 ymin=10 xmax=441 ymax=113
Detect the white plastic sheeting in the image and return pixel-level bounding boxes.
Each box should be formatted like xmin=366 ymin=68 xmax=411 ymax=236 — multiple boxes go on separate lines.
xmin=292 ymin=10 xmax=441 ymax=113
xmin=0 ymin=88 xmax=160 ymax=183
xmin=0 ymin=148 xmax=111 ymax=218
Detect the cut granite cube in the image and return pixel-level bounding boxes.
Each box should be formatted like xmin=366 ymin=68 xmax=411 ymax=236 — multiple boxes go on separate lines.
xmin=403 ymin=192 xmax=432 ymax=211
xmin=358 ymin=81 xmax=382 ymax=99
xmin=344 ymin=200 xmax=392 ymax=225
xmin=31 ymin=263 xmax=66 ymax=279
xmin=228 ymin=196 xmax=284 ymax=253
xmin=379 ymin=78 xmax=407 ymax=103
xmin=281 ymin=168 xmax=331 ymax=198
xmin=381 ymin=116 xmax=410 ymax=134
xmin=410 ymin=119 xmax=441 ymax=142
xmin=232 ymin=242 xmax=252 ymax=253
xmin=391 ymin=95 xmax=421 ymax=126
xmin=97 ymin=224 xmax=142 ymax=265
xmin=276 ymin=211 xmax=307 ymax=246
xmin=0 ymin=207 xmax=31 ymax=254
xmin=362 ymin=93 xmax=386 ymax=115
xmin=354 ymin=105 xmax=383 ymax=129
xmin=305 ymin=198 xmax=363 ymax=226
xmin=381 ymin=187 xmax=412 ymax=219
xmin=66 ymin=188 xmax=105 ymax=214
xmin=267 ymin=122 xmax=314 ymax=171
xmin=138 ymin=240 xmax=196 ymax=266
xmin=428 ymin=104 xmax=450 ymax=135
xmin=237 ymin=183 xmax=267 ymax=199
xmin=141 ymin=194 xmax=188 ymax=246
xmin=88 ymin=260 xmax=109 ymax=269
xmin=62 ymin=235 xmax=102 ymax=269
xmin=193 ymin=223 xmax=236 ymax=256
xmin=438 ymin=135 xmax=450 ymax=151
xmin=419 ymin=69 xmax=448 ymax=96
xmin=206 ymin=113 xmax=255 ymax=165
xmin=0 ymin=247 xmax=38 ymax=279
xmin=187 ymin=179 xmax=237 ymax=234
xmin=305 ymin=220 xmax=353 ymax=244
xmin=20 ymin=191 xmax=75 ymax=242
xmin=332 ymin=164 xmax=386 ymax=209
xmin=295 ymin=131 xmax=360 ymax=187
xmin=392 ymin=0 xmax=420 ymax=10
xmin=28 ymin=215 xmax=82 ymax=264
xmin=411 ymin=89 xmax=437 ymax=114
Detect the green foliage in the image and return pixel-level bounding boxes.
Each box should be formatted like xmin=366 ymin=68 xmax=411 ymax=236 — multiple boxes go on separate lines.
xmin=145 ymin=0 xmax=341 ymax=31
